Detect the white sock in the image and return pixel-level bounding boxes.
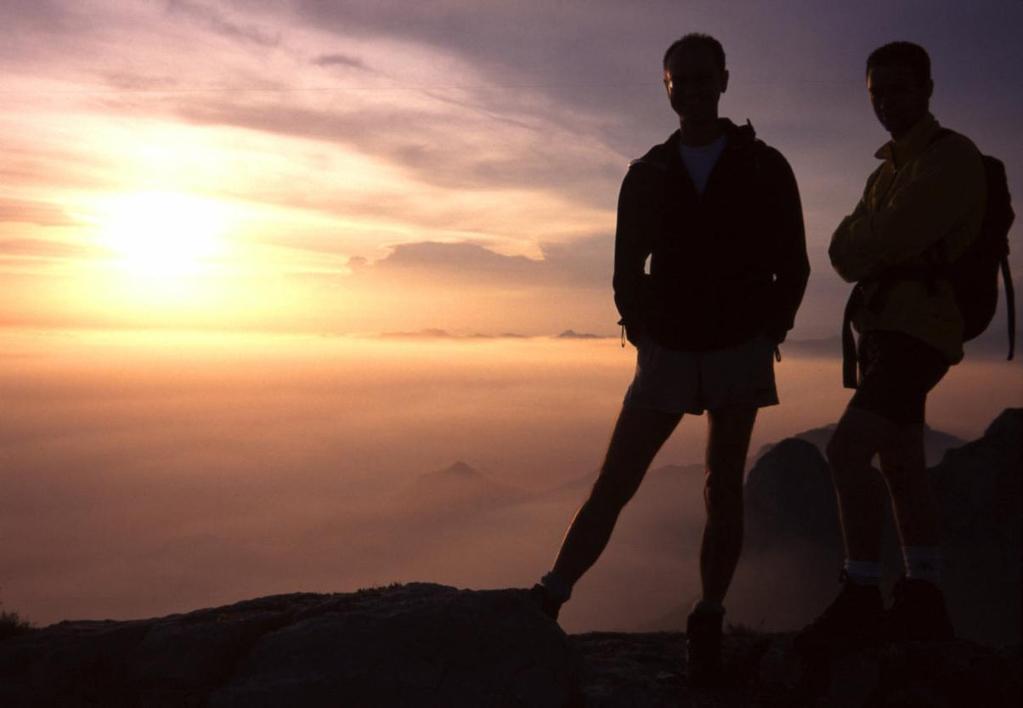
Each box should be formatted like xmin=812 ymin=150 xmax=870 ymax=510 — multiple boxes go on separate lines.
xmin=843 ymin=558 xmax=881 ymax=586
xmin=903 ymin=546 xmax=942 ymax=584
xmin=540 ymin=571 xmax=572 ymax=603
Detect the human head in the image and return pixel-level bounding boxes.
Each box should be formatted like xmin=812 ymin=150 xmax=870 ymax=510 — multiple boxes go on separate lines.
xmin=865 ymin=41 xmax=933 ymax=139
xmin=663 ymin=33 xmax=726 ymax=74
xmin=662 ymin=33 xmax=728 ymax=123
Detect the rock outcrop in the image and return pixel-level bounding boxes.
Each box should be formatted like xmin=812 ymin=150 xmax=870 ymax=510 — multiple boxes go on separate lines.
xmin=745 ymin=437 xmax=841 ymax=550
xmin=0 ymin=584 xmax=579 ymax=707
xmin=743 ymin=408 xmax=1022 ymax=645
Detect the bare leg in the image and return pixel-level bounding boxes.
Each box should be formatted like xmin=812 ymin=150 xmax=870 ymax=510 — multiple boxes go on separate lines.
xmin=878 ymin=425 xmax=939 ymax=548
xmin=549 ymin=405 xmax=681 ymax=587
xmin=878 ymin=425 xmax=952 ymax=638
xmin=795 ymin=406 xmax=911 ymax=649
xmin=700 ymin=405 xmax=757 ymax=606
xmin=825 ymin=406 xmax=897 ymax=563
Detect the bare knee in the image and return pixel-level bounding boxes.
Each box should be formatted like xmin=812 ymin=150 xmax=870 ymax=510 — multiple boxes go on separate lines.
xmin=586 ymin=467 xmax=640 ymax=515
xmin=827 ymin=406 xmax=900 ymax=473
xmin=826 ymin=425 xmax=882 ymax=483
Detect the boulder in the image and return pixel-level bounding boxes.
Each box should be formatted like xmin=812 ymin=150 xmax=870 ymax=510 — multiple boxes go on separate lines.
xmin=0 ymin=584 xmax=580 ymax=707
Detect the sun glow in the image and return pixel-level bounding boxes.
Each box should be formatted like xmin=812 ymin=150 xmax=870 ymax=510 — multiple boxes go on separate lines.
xmin=97 ymin=191 xmax=228 ymax=278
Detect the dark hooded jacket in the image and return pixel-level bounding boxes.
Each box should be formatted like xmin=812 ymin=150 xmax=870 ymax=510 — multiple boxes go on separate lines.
xmin=613 ymin=119 xmax=809 ymax=351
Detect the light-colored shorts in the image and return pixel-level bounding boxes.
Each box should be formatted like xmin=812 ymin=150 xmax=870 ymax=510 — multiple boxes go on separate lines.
xmin=623 ymin=334 xmax=779 ymax=415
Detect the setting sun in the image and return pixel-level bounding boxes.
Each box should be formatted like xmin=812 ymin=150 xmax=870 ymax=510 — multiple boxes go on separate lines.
xmin=96 ymin=191 xmax=228 ymax=278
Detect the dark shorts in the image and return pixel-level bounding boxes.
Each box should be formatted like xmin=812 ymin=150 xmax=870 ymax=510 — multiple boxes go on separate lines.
xmin=849 ymin=330 xmax=949 ymax=426
xmin=623 ymin=334 xmax=778 ymax=415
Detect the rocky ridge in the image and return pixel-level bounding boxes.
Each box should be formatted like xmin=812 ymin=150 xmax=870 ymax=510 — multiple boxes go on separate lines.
xmin=1 ymin=583 xmax=1019 ymax=707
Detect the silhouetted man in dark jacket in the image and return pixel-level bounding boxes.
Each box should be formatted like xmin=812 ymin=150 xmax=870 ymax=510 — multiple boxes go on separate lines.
xmin=532 ymin=33 xmax=809 ymax=684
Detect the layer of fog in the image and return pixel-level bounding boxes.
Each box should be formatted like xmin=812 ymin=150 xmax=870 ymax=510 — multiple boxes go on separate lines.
xmin=1 ymin=329 xmax=1019 ymax=632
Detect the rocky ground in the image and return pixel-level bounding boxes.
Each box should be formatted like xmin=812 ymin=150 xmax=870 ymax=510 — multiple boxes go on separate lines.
xmin=1 ymin=583 xmax=1019 ymax=707
xmin=574 ymin=631 xmax=1021 ymax=707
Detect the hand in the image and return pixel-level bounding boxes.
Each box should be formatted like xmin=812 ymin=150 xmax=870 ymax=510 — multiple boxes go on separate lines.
xmin=625 ymin=323 xmax=648 ymax=348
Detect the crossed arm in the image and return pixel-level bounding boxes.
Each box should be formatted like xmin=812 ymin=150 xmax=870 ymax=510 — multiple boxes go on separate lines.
xmin=829 ymin=137 xmax=986 ymax=283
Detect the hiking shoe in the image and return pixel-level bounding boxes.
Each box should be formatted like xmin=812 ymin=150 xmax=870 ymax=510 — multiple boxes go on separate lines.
xmin=529 ymin=583 xmax=563 ymax=621
xmin=685 ymin=605 xmax=724 ymax=686
xmin=885 ymin=577 xmax=955 ymax=642
xmin=794 ymin=572 xmax=883 ymax=653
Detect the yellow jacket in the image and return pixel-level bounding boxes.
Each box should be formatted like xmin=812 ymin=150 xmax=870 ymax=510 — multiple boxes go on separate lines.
xmin=829 ymin=114 xmax=987 ymax=363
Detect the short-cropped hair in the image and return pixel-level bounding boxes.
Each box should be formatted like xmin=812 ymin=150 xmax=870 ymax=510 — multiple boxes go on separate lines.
xmin=867 ymin=42 xmax=931 ymax=86
xmin=663 ymin=33 xmax=726 ymax=73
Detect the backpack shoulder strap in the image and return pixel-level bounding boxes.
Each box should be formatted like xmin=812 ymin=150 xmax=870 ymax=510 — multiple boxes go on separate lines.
xmin=1002 ymin=257 xmax=1016 ymax=361
xmin=983 ymin=154 xmax=1017 ymax=360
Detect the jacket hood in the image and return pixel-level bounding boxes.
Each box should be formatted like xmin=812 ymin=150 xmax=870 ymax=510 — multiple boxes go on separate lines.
xmin=631 ymin=118 xmax=758 ymax=171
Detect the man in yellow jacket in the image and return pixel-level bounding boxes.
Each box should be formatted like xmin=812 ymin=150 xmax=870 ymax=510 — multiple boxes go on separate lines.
xmin=797 ymin=41 xmax=986 ymax=648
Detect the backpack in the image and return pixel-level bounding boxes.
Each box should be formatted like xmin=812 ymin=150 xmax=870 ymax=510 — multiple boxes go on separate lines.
xmin=943 ymin=137 xmax=1015 ymax=348
xmin=841 ymin=131 xmax=1016 ymax=389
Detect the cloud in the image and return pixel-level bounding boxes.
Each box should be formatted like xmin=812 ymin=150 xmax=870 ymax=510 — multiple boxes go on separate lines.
xmin=169 ymin=87 xmax=624 ymax=211
xmin=0 ymin=0 xmax=71 ymax=33
xmin=0 ymin=238 xmax=98 ymax=261
xmin=0 ymin=200 xmax=77 ymax=227
xmin=280 ymin=1 xmax=725 ymax=156
xmin=312 ymin=53 xmax=369 ymax=71
xmin=1 ymin=0 xmax=1018 ymax=341
xmin=165 ymin=0 xmax=280 ymax=48
xmin=0 ymin=142 xmax=120 ymax=194
xmin=376 ymin=329 xmax=529 ymax=340
xmin=358 ymin=235 xmax=611 ymax=290
xmin=375 ymin=241 xmax=538 ymax=279
xmin=101 ymin=71 xmax=190 ymax=92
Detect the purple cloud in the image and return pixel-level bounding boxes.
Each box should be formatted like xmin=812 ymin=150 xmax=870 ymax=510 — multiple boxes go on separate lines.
xmin=356 ymin=236 xmax=610 ymax=290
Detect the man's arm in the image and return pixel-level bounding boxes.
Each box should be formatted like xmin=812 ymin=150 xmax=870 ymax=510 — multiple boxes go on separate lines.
xmin=764 ymin=149 xmax=810 ymax=344
xmin=830 ymin=197 xmax=871 ymax=283
xmin=829 ymin=137 xmax=985 ymax=283
xmin=613 ymin=165 xmax=658 ymax=345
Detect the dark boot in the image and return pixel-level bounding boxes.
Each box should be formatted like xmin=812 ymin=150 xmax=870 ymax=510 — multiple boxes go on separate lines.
xmin=886 ymin=577 xmax=955 ymax=641
xmin=794 ymin=572 xmax=884 ymax=653
xmin=685 ymin=605 xmax=724 ymax=686
xmin=529 ymin=583 xmax=563 ymax=621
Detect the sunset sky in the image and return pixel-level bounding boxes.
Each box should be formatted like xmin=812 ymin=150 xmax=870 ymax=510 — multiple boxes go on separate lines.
xmin=2 ymin=0 xmax=1021 ymax=336
xmin=2 ymin=1 xmax=1022 ymax=628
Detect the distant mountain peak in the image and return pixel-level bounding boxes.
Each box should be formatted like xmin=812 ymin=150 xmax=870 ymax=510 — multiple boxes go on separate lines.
xmin=435 ymin=461 xmax=480 ymax=478
xmin=398 ymin=461 xmax=529 ymax=515
xmin=556 ymin=329 xmax=604 ymax=339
